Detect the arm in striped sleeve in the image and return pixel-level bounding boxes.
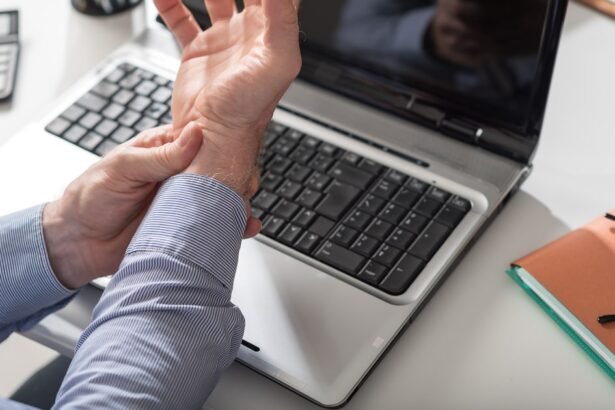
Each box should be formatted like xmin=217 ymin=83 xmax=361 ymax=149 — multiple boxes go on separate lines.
xmin=0 ymin=205 xmax=77 ymax=343
xmin=53 ymin=174 xmax=248 ymax=409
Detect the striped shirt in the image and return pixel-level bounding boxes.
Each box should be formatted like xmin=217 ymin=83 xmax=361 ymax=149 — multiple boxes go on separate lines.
xmin=0 ymin=174 xmax=247 ymax=409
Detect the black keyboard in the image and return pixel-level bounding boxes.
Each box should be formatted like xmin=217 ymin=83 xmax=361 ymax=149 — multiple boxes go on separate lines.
xmin=45 ymin=62 xmax=472 ymax=296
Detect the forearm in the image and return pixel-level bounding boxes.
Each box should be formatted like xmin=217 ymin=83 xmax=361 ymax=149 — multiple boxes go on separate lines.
xmin=53 ymin=175 xmax=247 ymax=409
xmin=0 ymin=206 xmax=76 ymax=342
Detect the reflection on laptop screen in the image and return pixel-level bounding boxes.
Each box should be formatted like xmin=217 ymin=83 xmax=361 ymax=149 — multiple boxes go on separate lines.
xmin=298 ymin=0 xmax=549 ymax=131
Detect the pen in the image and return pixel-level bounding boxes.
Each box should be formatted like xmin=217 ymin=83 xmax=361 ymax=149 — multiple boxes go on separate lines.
xmin=597 ymin=315 xmax=615 ymax=325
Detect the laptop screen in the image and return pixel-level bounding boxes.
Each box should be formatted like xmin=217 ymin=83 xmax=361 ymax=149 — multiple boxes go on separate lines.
xmin=298 ymin=0 xmax=566 ymax=133
xmin=180 ymin=0 xmax=567 ymax=161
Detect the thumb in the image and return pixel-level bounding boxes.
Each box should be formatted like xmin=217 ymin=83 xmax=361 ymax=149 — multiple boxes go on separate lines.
xmin=132 ymin=122 xmax=204 ymax=182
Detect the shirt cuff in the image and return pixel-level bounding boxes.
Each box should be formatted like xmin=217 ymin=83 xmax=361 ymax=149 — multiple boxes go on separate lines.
xmin=0 ymin=205 xmax=76 ymax=329
xmin=127 ymin=174 xmax=248 ymax=291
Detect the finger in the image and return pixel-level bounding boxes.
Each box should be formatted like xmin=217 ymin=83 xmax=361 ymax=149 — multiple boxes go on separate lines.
xmin=155 ymin=0 xmax=201 ymax=48
xmin=262 ymin=0 xmax=301 ymax=73
xmin=129 ymin=125 xmax=174 ymax=148
xmin=204 ymin=0 xmax=236 ymax=23
xmin=243 ymin=217 xmax=262 ymax=239
xmin=243 ymin=0 xmax=260 ymax=7
xmin=130 ymin=122 xmax=204 ymax=182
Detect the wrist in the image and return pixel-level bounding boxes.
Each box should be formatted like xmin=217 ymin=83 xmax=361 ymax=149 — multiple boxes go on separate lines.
xmin=42 ymin=201 xmax=89 ymax=289
xmin=183 ymin=121 xmax=264 ymax=199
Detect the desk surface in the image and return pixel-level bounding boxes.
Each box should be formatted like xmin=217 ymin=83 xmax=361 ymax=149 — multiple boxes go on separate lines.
xmin=1 ymin=1 xmax=614 ymax=409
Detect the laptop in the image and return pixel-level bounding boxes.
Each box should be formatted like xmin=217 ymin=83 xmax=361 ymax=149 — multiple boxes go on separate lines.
xmin=0 ymin=0 xmax=568 ymax=407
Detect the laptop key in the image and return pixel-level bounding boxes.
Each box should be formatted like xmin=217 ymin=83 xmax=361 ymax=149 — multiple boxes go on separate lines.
xmin=393 ymin=188 xmax=421 ymax=208
xmin=144 ymin=102 xmax=168 ymax=120
xmin=289 ymin=145 xmax=316 ymax=165
xmin=62 ymin=124 xmax=88 ymax=143
xmin=358 ymin=262 xmax=388 ymax=285
xmin=78 ymin=112 xmax=103 ymax=129
xmin=358 ymin=159 xmax=384 ymax=175
xmin=276 ymin=180 xmax=302 ymax=200
xmin=272 ymin=199 xmax=300 ymax=220
xmin=407 ymin=178 xmax=429 ymax=194
xmin=426 ymin=187 xmax=451 ymax=203
xmin=365 ymin=219 xmax=394 ymax=241
xmin=278 ymin=225 xmax=302 ymax=246
xmin=358 ymin=194 xmax=385 ymax=215
xmin=77 ymin=93 xmax=108 ymax=112
xmin=279 ymin=225 xmax=302 ymax=246
xmin=296 ymin=232 xmax=321 ymax=253
xmin=129 ymin=95 xmax=152 ymax=112
xmin=95 ymin=140 xmax=119 ymax=157
xmin=401 ymin=212 xmax=429 ymax=234
xmin=385 ymin=170 xmax=407 ymax=185
xmin=373 ymin=245 xmax=402 ymax=268
xmin=286 ymin=164 xmax=311 ymax=183
xmin=268 ymin=156 xmax=293 ymax=175
xmin=296 ymin=188 xmax=322 ymax=209
xmin=315 ymin=242 xmax=366 ymax=276
xmin=308 ymin=216 xmax=335 ymax=237
xmin=294 ymin=209 xmax=317 ymax=228
xmin=387 ymin=228 xmax=416 ymax=250
xmin=45 ymin=117 xmax=72 ymax=136
xmin=91 ymin=81 xmax=119 ymax=99
xmin=315 ymin=181 xmax=361 ymax=220
xmin=306 ymin=172 xmax=331 ymax=192
xmin=94 ymin=119 xmax=119 ymax=138
xmin=380 ymin=254 xmax=424 ymax=295
xmin=450 ymin=196 xmax=471 ymax=212
xmin=61 ymin=105 xmax=86 ymax=122
xmin=351 ymin=235 xmax=380 ymax=258
xmin=379 ymin=203 xmax=407 ymax=225
xmin=331 ymin=225 xmax=359 ymax=248
xmin=110 ymin=126 xmax=136 ymax=143
xmin=301 ymin=136 xmax=320 ymax=149
xmin=135 ymin=80 xmax=158 ymax=96
xmin=261 ymin=173 xmax=283 ymax=191
xmin=436 ymin=206 xmax=465 ymax=228
xmin=78 ymin=132 xmax=103 ymax=151
xmin=345 ymin=210 xmax=372 ymax=231
xmin=309 ymin=153 xmax=335 ymax=173
xmin=133 ymin=117 xmax=158 ymax=133
xmin=112 ymin=89 xmax=135 ymax=105
xmin=263 ymin=216 xmax=286 ymax=237
xmin=414 ymin=198 xmax=443 ymax=218
xmin=253 ymin=191 xmax=279 ymax=211
xmin=102 ymin=102 xmax=125 ymax=120
xmin=372 ymin=180 xmax=399 ymax=200
xmin=119 ymin=73 xmax=141 ymax=89
xmin=151 ymin=86 xmax=172 ymax=103
xmin=118 ymin=109 xmax=141 ymax=128
xmin=328 ymin=162 xmax=374 ymax=190
xmin=409 ymin=222 xmax=451 ymax=260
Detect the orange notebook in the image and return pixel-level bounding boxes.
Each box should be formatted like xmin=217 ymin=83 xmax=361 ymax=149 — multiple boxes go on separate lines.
xmin=508 ymin=212 xmax=615 ymax=379
xmin=576 ymin=0 xmax=615 ymax=18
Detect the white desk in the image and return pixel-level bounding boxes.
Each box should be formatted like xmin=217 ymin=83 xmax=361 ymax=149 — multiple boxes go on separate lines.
xmin=1 ymin=1 xmax=614 ymax=408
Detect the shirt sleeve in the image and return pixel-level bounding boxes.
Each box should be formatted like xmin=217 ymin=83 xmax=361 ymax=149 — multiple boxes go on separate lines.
xmin=53 ymin=174 xmax=248 ymax=410
xmin=0 ymin=205 xmax=77 ymax=343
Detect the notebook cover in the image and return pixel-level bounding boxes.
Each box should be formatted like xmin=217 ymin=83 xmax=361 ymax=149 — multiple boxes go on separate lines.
xmin=576 ymin=0 xmax=615 ymax=18
xmin=510 ymin=212 xmax=615 ymax=379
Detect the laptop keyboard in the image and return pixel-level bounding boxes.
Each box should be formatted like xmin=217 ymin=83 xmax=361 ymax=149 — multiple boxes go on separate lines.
xmin=45 ymin=63 xmax=173 ymax=156
xmin=45 ymin=62 xmax=472 ymax=296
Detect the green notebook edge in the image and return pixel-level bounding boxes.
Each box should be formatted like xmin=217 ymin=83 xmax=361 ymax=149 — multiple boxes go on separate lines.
xmin=506 ymin=266 xmax=615 ymax=381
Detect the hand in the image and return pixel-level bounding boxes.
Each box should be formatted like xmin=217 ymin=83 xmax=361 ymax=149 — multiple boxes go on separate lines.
xmin=155 ymin=0 xmax=301 ymax=198
xmin=43 ymin=125 xmax=260 ymax=289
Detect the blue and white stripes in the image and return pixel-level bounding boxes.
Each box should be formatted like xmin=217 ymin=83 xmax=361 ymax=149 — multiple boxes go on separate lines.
xmin=0 ymin=205 xmax=76 ymax=342
xmin=1 ymin=174 xmax=248 ymax=409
